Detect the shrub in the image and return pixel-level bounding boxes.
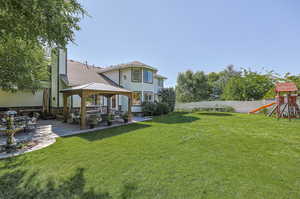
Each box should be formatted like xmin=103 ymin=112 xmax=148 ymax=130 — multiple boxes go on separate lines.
xmin=178 ymin=105 xmax=235 ymax=113
xmin=154 ymin=102 xmax=169 ymax=115
xmin=158 ymin=88 xmax=176 ymax=112
xmin=222 ymin=106 xmax=235 ymax=112
xmin=142 ymin=101 xmax=171 ymax=116
xmin=142 ymin=102 xmax=157 ymax=116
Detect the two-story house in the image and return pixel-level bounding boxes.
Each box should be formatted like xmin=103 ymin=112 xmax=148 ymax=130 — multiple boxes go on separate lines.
xmin=50 ymin=49 xmax=167 ymax=114
xmin=0 ymin=48 xmax=167 ymax=115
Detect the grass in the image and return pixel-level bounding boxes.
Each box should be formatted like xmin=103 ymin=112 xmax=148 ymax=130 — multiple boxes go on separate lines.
xmin=0 ymin=112 xmax=300 ymax=199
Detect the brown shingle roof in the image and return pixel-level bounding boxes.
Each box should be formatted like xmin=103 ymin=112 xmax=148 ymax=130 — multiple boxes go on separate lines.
xmin=65 ymin=60 xmax=119 ymax=87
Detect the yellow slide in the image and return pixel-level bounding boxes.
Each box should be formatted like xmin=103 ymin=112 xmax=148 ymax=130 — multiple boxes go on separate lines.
xmin=249 ymin=102 xmax=276 ymax=114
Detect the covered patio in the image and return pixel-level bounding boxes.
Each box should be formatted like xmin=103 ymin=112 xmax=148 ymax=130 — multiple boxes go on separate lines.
xmin=60 ymin=82 xmax=133 ymax=129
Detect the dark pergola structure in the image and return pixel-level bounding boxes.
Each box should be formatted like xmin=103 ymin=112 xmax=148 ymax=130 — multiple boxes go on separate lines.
xmin=60 ymin=83 xmax=133 ymax=129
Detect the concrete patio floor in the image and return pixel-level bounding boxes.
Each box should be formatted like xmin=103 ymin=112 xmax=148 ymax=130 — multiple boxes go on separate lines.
xmin=0 ymin=116 xmax=151 ymax=158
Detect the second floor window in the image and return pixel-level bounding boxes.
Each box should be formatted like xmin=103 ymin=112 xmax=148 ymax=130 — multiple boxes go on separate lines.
xmin=131 ymin=68 xmax=142 ymax=82
xmin=143 ymin=69 xmax=153 ymax=84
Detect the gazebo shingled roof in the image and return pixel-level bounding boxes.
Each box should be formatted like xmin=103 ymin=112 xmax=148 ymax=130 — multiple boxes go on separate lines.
xmin=61 ymin=82 xmax=132 ymax=95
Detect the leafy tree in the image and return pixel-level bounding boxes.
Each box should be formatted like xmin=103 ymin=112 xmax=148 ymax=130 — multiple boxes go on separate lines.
xmin=207 ymin=72 xmax=221 ymax=100
xmin=0 ymin=38 xmax=49 ymax=92
xmin=264 ymin=73 xmax=300 ymax=99
xmin=222 ymin=69 xmax=274 ymax=100
xmin=284 ymin=73 xmax=300 ymax=88
xmin=213 ymin=65 xmax=241 ymax=98
xmin=0 ymin=0 xmax=86 ymax=47
xmin=176 ymin=70 xmax=209 ymax=102
xmin=0 ymin=0 xmax=86 ymax=92
xmin=158 ymin=87 xmax=176 ymax=112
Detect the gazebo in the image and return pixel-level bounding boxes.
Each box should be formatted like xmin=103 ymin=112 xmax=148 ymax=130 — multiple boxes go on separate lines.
xmin=60 ymin=82 xmax=133 ymax=129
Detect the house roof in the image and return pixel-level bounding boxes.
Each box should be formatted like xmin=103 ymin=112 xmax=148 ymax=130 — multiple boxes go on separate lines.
xmin=154 ymin=74 xmax=167 ymax=79
xmin=275 ymin=82 xmax=298 ymax=92
xmin=98 ymin=61 xmax=158 ymax=73
xmin=65 ymin=60 xmax=119 ymax=87
xmin=61 ymin=82 xmax=131 ymax=94
xmin=64 ymin=60 xmax=167 ymax=87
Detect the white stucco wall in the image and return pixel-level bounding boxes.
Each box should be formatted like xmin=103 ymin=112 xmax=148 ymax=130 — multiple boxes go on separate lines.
xmin=103 ymin=70 xmax=120 ymax=84
xmin=0 ymin=90 xmax=43 ymax=107
xmin=175 ymin=100 xmax=276 ymax=113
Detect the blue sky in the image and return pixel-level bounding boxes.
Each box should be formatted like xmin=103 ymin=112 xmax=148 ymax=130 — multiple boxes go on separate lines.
xmin=68 ymin=0 xmax=300 ymax=87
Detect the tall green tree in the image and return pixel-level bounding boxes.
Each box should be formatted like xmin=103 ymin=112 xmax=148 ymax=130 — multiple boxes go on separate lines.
xmin=0 ymin=38 xmax=49 ymax=92
xmin=213 ymin=65 xmax=241 ymax=98
xmin=207 ymin=72 xmax=220 ymax=100
xmin=0 ymin=0 xmax=86 ymax=47
xmin=222 ymin=69 xmax=274 ymax=100
xmin=176 ymin=70 xmax=209 ymax=102
xmin=0 ymin=0 xmax=86 ymax=92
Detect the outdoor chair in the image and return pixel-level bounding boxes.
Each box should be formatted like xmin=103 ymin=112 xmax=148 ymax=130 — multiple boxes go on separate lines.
xmin=87 ymin=113 xmax=102 ymax=128
xmin=68 ymin=112 xmax=80 ymax=124
xmin=24 ymin=117 xmax=38 ymax=132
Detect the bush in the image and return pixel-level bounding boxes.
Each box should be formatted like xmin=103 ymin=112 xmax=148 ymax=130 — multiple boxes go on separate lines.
xmin=222 ymin=106 xmax=235 ymax=112
xmin=176 ymin=105 xmax=235 ymax=113
xmin=142 ymin=102 xmax=157 ymax=116
xmin=142 ymin=101 xmax=171 ymax=116
xmin=158 ymin=88 xmax=176 ymax=112
xmin=154 ymin=102 xmax=169 ymax=115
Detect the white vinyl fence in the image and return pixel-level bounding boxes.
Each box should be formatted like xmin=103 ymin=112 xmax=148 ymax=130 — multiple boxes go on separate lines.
xmin=175 ymin=100 xmax=276 ymax=113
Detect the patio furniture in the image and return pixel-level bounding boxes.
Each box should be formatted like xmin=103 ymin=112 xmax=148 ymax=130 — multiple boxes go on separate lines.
xmin=25 ymin=117 xmax=38 ymax=132
xmin=68 ymin=112 xmax=81 ymax=124
xmin=19 ymin=108 xmax=42 ymax=117
xmin=87 ymin=113 xmax=102 ymax=128
xmin=5 ymin=110 xmax=17 ymax=117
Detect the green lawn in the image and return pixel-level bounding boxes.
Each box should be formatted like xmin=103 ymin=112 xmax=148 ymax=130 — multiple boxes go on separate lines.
xmin=0 ymin=112 xmax=300 ymax=199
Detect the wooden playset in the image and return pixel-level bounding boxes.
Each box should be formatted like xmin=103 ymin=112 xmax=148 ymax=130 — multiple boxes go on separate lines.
xmin=249 ymin=82 xmax=300 ymax=120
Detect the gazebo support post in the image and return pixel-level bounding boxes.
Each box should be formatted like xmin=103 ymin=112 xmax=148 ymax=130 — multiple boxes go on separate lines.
xmin=95 ymin=94 xmax=100 ymax=107
xmin=105 ymin=95 xmax=113 ymax=114
xmin=63 ymin=94 xmax=69 ymax=123
xmin=80 ymin=91 xmax=87 ymax=129
xmin=128 ymin=93 xmax=133 ymax=122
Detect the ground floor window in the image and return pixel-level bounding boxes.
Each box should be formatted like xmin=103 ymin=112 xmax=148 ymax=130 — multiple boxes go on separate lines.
xmin=132 ymin=92 xmax=142 ymax=105
xmin=143 ymin=91 xmax=154 ymax=102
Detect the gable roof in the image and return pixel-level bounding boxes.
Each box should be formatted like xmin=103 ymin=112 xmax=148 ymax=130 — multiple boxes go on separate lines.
xmin=98 ymin=61 xmax=158 ymax=73
xmin=65 ymin=60 xmax=119 ymax=87
xmin=275 ymin=82 xmax=298 ymax=92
